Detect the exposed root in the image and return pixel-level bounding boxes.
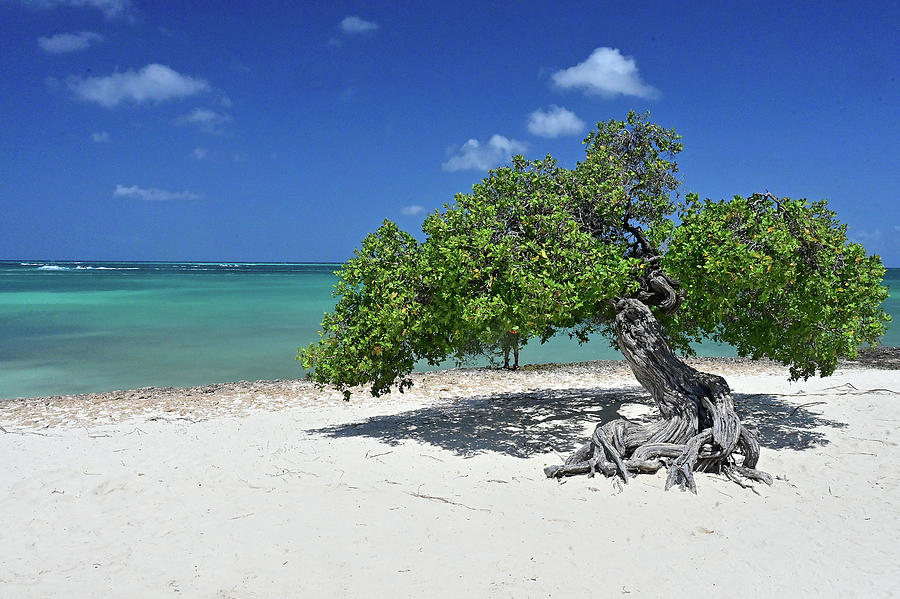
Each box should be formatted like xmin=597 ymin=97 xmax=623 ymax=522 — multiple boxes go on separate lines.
xmin=544 ymin=298 xmax=772 ymax=493
xmin=664 ymin=429 xmax=711 ymax=493
xmin=724 ymin=464 xmax=774 ymax=487
xmin=546 ymin=417 xmax=771 ymax=493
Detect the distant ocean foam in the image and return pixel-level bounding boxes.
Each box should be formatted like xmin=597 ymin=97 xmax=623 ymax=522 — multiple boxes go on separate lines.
xmin=23 ymin=262 xmax=264 ymax=272
xmin=32 ymin=264 xmax=139 ymax=271
xmin=19 ymin=261 xmax=334 ymax=273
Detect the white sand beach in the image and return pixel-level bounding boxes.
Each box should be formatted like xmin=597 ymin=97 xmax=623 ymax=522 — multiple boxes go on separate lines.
xmin=2 ymin=358 xmax=900 ymax=598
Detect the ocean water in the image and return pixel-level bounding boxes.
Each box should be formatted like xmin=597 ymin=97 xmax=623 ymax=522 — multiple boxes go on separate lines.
xmin=1 ymin=261 xmax=897 ymax=399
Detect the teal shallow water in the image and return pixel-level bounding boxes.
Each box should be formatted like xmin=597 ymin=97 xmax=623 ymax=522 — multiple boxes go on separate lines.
xmin=1 ymin=261 xmax=897 ymax=399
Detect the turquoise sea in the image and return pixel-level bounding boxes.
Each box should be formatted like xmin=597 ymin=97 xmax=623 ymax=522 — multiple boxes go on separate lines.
xmin=1 ymin=261 xmax=897 ymax=399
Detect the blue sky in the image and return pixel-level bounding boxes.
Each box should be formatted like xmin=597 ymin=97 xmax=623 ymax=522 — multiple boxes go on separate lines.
xmin=1 ymin=0 xmax=898 ymax=264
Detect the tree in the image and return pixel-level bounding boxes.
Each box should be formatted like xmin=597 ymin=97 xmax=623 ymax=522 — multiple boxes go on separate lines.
xmin=299 ymin=112 xmax=890 ymax=492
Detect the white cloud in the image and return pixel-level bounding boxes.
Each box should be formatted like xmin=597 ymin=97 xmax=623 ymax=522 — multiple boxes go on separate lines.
xmin=527 ymin=105 xmax=585 ymax=138
xmin=229 ymin=60 xmax=251 ymax=74
xmin=175 ymin=108 xmax=232 ymax=133
xmin=442 ymin=135 xmax=527 ymax=172
xmin=849 ymin=228 xmax=884 ymax=246
xmin=551 ymin=47 xmax=659 ymax=99
xmin=401 ymin=205 xmax=426 ymax=216
xmin=68 ymin=64 xmax=210 ymax=108
xmin=190 ymin=147 xmax=208 ymax=160
xmin=114 ymin=184 xmax=200 ymax=202
xmin=340 ymin=16 xmax=379 ymax=34
xmin=37 ymin=31 xmax=103 ymax=53
xmin=91 ymin=130 xmax=110 ymax=143
xmin=22 ymin=0 xmax=133 ymax=19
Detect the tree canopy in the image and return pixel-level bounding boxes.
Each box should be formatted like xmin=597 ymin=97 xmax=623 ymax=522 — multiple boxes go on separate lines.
xmin=299 ymin=112 xmax=890 ymax=399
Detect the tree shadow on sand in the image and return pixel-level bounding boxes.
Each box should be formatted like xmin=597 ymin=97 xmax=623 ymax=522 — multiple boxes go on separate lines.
xmin=309 ymin=386 xmax=846 ymax=458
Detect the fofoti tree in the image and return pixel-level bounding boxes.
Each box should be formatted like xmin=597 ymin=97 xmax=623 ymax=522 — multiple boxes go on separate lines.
xmin=299 ymin=112 xmax=890 ymax=492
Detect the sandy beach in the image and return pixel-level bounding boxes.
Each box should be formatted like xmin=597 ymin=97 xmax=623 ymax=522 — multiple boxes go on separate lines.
xmin=2 ymin=356 xmax=900 ymax=598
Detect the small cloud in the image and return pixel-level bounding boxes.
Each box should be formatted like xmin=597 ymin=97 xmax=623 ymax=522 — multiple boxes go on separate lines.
xmin=401 ymin=205 xmax=426 ymax=216
xmin=527 ymin=105 xmax=585 ymax=138
xmin=442 ymin=135 xmax=527 ymax=172
xmin=229 ymin=60 xmax=251 ymax=74
xmin=175 ymin=107 xmax=232 ymax=133
xmin=552 ymin=47 xmax=659 ymax=99
xmin=91 ymin=131 xmax=110 ymax=143
xmin=37 ymin=31 xmax=103 ymax=53
xmin=190 ymin=147 xmax=208 ymax=160
xmin=20 ymin=0 xmax=133 ymax=20
xmin=339 ymin=86 xmax=357 ymax=103
xmin=114 ymin=184 xmax=200 ymax=201
xmin=850 ymin=228 xmax=884 ymax=245
xmin=68 ymin=64 xmax=210 ymax=108
xmin=340 ymin=16 xmax=379 ymax=34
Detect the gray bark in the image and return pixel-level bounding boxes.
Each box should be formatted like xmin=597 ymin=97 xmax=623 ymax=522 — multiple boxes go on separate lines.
xmin=544 ymin=298 xmax=772 ymax=493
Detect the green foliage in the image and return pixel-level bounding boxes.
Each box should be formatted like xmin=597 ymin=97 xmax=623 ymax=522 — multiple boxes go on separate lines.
xmin=299 ymin=112 xmax=890 ymax=396
xmin=297 ymin=221 xmax=427 ymax=398
xmin=664 ymin=193 xmax=890 ymax=379
xmin=421 ymin=155 xmax=636 ymax=352
xmin=576 ymin=111 xmax=683 ymax=247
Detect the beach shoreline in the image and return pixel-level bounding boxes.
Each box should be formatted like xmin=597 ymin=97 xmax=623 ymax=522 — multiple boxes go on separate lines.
xmin=2 ymin=348 xmax=896 ymax=414
xmin=3 ymin=355 xmax=900 ymax=597
xmin=0 ymin=355 xmax=794 ymax=427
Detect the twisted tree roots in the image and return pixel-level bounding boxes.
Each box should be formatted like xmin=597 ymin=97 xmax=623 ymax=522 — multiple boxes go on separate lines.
xmin=543 ymin=405 xmax=773 ymax=493
xmin=544 ymin=299 xmax=772 ymax=493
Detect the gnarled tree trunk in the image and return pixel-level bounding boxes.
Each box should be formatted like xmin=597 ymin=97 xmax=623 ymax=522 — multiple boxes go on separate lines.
xmin=544 ymin=298 xmax=772 ymax=492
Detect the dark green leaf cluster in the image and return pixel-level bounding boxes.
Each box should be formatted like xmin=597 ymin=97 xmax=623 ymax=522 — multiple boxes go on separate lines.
xmin=576 ymin=111 xmax=683 ymax=249
xmin=421 ymin=155 xmax=636 ymax=349
xmin=663 ymin=193 xmax=890 ymax=379
xmin=297 ymin=221 xmax=427 ymax=398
